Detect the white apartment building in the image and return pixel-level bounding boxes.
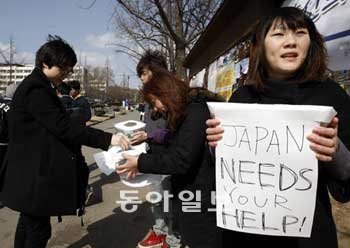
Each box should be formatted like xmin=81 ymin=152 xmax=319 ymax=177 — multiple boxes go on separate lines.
xmin=88 ymin=79 xmax=107 ymax=93
xmin=66 ymin=66 xmax=88 ymax=85
xmin=0 ymin=64 xmax=34 ymax=95
xmin=0 ymin=64 xmax=87 ymax=96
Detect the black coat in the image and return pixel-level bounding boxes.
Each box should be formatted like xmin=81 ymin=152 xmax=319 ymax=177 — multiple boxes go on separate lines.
xmin=138 ymin=90 xmax=223 ymax=248
xmin=1 ymin=68 xmax=112 ymax=216
xmin=74 ymin=95 xmax=91 ymax=123
xmin=0 ymin=97 xmax=11 ymax=188
xmin=223 ymin=79 xmax=350 ymax=248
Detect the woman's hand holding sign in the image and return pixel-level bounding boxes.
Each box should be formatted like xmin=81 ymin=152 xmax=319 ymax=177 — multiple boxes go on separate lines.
xmin=307 ymin=117 xmax=339 ymax=162
xmin=206 ymin=118 xmax=224 ymax=147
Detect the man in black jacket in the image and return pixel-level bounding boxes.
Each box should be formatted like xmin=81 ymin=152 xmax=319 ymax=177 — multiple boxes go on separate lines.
xmin=0 ymin=35 xmax=130 ymax=248
xmin=68 ymin=80 xmax=91 ymax=124
xmin=57 ymin=82 xmax=79 ymax=116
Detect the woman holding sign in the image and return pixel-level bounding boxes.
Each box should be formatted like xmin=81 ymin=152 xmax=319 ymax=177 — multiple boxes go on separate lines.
xmin=117 ymin=65 xmax=224 ymax=248
xmin=206 ymin=7 xmax=350 ymax=248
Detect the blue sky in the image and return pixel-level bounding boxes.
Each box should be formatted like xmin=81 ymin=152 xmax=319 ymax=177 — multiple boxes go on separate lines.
xmin=0 ymin=0 xmax=140 ymax=88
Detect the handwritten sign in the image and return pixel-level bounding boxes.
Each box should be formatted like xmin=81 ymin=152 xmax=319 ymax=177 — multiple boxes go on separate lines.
xmin=207 ymin=103 xmax=336 ymax=237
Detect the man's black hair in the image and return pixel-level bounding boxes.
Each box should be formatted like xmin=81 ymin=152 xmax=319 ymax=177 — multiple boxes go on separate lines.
xmin=35 ymin=35 xmax=77 ymax=69
xmin=57 ymin=82 xmax=72 ymax=95
xmin=67 ymin=80 xmax=81 ymax=90
xmin=136 ymin=50 xmax=167 ymax=77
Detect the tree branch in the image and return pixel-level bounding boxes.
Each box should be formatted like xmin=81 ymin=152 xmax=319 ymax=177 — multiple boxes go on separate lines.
xmin=154 ymin=0 xmax=181 ymax=44
xmin=116 ymin=0 xmax=161 ymax=30
xmin=76 ymin=0 xmax=97 ymax=10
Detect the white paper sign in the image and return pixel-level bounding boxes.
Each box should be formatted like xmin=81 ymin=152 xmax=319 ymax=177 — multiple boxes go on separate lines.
xmin=207 ymin=103 xmax=336 ymax=237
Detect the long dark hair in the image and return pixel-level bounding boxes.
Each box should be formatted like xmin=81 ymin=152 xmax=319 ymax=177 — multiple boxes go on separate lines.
xmin=247 ymin=7 xmax=327 ymax=90
xmin=142 ymin=66 xmax=189 ymax=132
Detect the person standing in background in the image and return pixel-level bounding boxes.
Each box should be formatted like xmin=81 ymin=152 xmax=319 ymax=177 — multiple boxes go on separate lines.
xmin=56 ymin=82 xmax=79 ymax=116
xmin=138 ymin=102 xmax=145 ymax=122
xmin=68 ymin=80 xmax=95 ymax=204
xmin=68 ymin=80 xmax=91 ymax=124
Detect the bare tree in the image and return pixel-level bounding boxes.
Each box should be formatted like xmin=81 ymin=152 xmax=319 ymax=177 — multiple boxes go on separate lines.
xmin=0 ymin=36 xmax=28 ymax=86
xmin=0 ymin=36 xmax=16 ymax=85
xmin=112 ymin=0 xmax=222 ymax=79
xmin=85 ymin=65 xmax=115 ymax=100
xmin=106 ymin=85 xmax=139 ymax=104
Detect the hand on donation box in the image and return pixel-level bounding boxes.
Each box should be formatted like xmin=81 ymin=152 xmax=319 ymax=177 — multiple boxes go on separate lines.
xmin=116 ymin=153 xmax=139 ymax=179
xmin=111 ymin=132 xmax=130 ymax=150
xmin=130 ymin=131 xmax=147 ymax=145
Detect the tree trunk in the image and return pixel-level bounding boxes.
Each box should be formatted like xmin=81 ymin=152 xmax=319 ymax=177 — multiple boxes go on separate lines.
xmin=175 ymin=43 xmax=186 ymax=80
xmin=174 ymin=0 xmax=187 ymax=80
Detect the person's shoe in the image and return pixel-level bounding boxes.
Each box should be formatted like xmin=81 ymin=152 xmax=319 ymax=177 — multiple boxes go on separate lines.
xmin=138 ymin=229 xmax=166 ymax=248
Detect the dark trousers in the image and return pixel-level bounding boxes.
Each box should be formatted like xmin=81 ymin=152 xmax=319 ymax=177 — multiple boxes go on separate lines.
xmin=14 ymin=213 xmax=51 ymax=248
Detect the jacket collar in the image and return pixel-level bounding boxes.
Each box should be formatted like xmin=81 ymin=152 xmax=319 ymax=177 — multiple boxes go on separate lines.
xmin=32 ymin=67 xmax=56 ymax=88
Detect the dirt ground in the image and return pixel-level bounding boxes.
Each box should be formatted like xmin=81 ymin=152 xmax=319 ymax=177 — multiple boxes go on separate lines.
xmin=331 ymin=199 xmax=350 ymax=248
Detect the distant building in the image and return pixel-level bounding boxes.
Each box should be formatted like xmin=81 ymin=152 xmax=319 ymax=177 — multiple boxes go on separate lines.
xmin=88 ymin=79 xmax=107 ymax=93
xmin=0 ymin=64 xmax=88 ymax=96
xmin=0 ymin=64 xmax=34 ymax=95
xmin=66 ymin=65 xmax=88 ymax=86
